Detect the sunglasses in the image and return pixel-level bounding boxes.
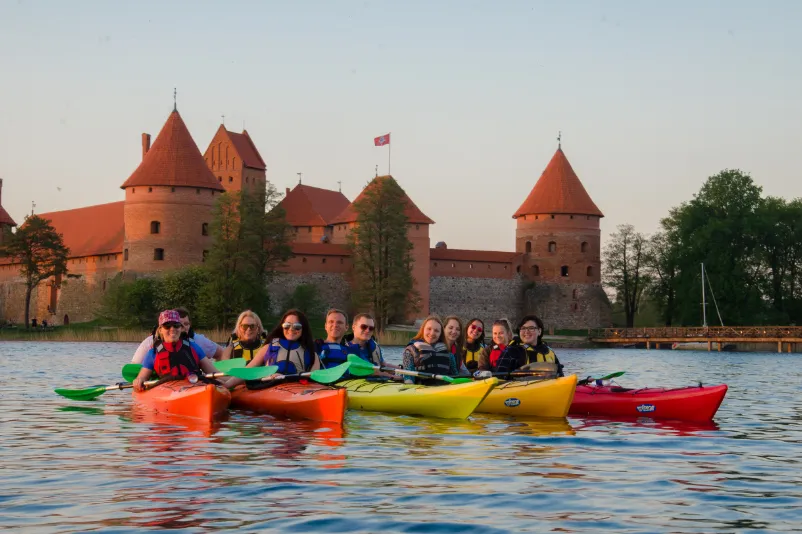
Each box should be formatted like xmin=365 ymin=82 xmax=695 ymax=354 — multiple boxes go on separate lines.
xmin=282 ymin=322 xmax=303 ymax=331
xmin=469 ymin=325 xmax=483 ymax=333
xmin=162 ymin=322 xmax=182 ymax=330
xmin=359 ymin=324 xmax=375 ymax=332
xmin=240 ymin=323 xmax=257 ymax=330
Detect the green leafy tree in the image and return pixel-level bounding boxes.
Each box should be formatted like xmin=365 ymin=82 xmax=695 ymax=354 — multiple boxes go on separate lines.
xmin=603 ymin=224 xmax=649 ymax=328
xmin=347 ymin=176 xmax=419 ymax=331
xmin=644 ymin=228 xmax=681 ymax=325
xmin=158 ymin=266 xmax=211 ymax=324
xmin=282 ymin=283 xmax=324 ymax=318
xmin=98 ymin=275 xmax=163 ymax=327
xmin=0 ymin=215 xmax=69 ymax=328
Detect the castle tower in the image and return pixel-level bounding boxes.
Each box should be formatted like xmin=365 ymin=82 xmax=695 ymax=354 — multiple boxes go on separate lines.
xmin=331 ymin=175 xmax=434 ymax=318
xmin=203 ymin=126 xmax=267 ymax=193
xmin=278 ymin=184 xmax=350 ymax=244
xmin=513 ymin=145 xmax=611 ymax=328
xmin=120 ymin=108 xmax=225 ymax=274
xmin=0 ymin=179 xmax=17 ymax=245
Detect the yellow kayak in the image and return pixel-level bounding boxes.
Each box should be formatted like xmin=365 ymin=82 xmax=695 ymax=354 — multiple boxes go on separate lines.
xmin=338 ymin=377 xmax=498 ymax=419
xmin=475 ymin=374 xmax=577 ymax=418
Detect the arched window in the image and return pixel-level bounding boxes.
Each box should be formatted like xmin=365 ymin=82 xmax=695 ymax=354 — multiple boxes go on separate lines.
xmin=532 ymin=265 xmax=540 ymax=276
xmin=201 ymin=223 xmax=209 ymax=236
xmin=561 ymin=265 xmax=569 ymax=277
xmin=581 ymin=241 xmax=588 ymax=253
xmin=322 ymin=258 xmax=327 ymax=264
xmin=587 ymin=266 xmax=593 ymax=276
xmin=229 ymin=176 xmax=233 ymax=183
xmin=548 ymin=241 xmax=557 ymax=253
xmin=150 ymin=221 xmax=160 ymax=234
xmin=525 ymin=241 xmax=532 ymax=253
xmin=154 ymin=248 xmax=164 ymax=261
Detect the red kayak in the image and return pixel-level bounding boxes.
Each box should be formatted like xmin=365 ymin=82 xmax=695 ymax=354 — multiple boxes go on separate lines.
xmin=570 ymin=384 xmax=728 ymax=422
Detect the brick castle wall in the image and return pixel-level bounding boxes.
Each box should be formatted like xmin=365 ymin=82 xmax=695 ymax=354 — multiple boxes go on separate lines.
xmin=525 ymin=282 xmax=612 ymax=330
xmin=429 ymin=275 xmax=526 ymax=330
xmin=267 ymin=272 xmax=351 ymax=318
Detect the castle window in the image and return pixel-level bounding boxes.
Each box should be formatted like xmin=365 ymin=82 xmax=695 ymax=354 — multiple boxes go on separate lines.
xmin=123 ymin=249 xmax=128 ymax=261
xmin=561 ymin=265 xmax=569 ymax=277
xmin=218 ymin=176 xmax=222 ymax=182
xmin=551 ymin=215 xmax=555 ymax=219
xmin=196 ymin=188 xmax=200 ymax=194
xmin=202 ymin=250 xmax=209 ymax=262
xmin=308 ymin=227 xmax=312 ymax=233
xmin=504 ymin=265 xmax=508 ymax=270
xmin=148 ymin=187 xmax=152 ymax=193
xmin=535 ymin=215 xmax=539 ymax=220
xmin=516 ymin=265 xmax=521 ymax=273
xmin=571 ymin=302 xmax=579 ymax=311
xmin=171 ymin=187 xmax=175 ymax=193
xmin=302 ymin=257 xmax=307 ymax=263
xmin=572 ymin=289 xmax=578 ymax=300
xmin=532 ymin=265 xmax=540 ymax=276
xmin=229 ymin=176 xmax=233 ymax=183
xmin=154 ymin=248 xmax=164 ymax=261
xmin=201 ymin=223 xmax=209 ymax=236
xmin=525 ymin=241 xmax=532 ymax=253
xmin=548 ymin=241 xmax=556 ymax=253
xmin=581 ymin=241 xmax=588 ymax=253
xmin=587 ymin=266 xmax=593 ymax=276
xmin=150 ymin=221 xmax=160 ymax=234
xmin=487 ymin=264 xmax=491 ymax=269
xmin=322 ymin=258 xmax=327 ymax=264
xmin=132 ymin=188 xmax=135 ymax=193
xmin=434 ymin=262 xmax=438 ymax=267
xmin=570 ymin=215 xmax=574 ymax=219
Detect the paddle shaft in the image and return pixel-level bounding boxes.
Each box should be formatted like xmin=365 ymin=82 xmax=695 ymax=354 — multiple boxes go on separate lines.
xmin=362 ymin=362 xmax=456 ymax=382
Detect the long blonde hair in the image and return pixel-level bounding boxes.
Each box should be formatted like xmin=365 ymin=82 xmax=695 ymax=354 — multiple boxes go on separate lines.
xmin=233 ymin=310 xmax=264 ymax=338
xmin=412 ymin=315 xmax=446 ymax=345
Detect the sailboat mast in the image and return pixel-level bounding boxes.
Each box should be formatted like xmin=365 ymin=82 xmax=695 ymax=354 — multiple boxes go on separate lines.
xmin=701 ymin=262 xmax=707 ymax=327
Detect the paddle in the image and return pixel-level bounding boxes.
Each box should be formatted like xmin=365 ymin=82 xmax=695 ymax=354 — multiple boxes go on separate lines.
xmin=214 ymin=358 xmax=248 ymax=372
xmin=577 ymin=371 xmax=626 ymax=386
xmin=228 ymin=361 xmax=353 ymax=385
xmin=346 ymin=354 xmax=473 ymax=384
xmin=55 ymin=378 xmax=162 ymax=401
xmin=122 ymin=363 xmax=278 ymax=382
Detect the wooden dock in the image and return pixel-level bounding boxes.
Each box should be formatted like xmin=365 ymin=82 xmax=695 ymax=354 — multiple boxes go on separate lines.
xmin=589 ymin=326 xmax=802 ymax=352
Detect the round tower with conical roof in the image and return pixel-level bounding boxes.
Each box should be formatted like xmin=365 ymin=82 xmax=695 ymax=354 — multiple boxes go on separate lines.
xmin=120 ymin=108 xmax=225 ymax=274
xmin=513 ymin=145 xmax=611 ymax=328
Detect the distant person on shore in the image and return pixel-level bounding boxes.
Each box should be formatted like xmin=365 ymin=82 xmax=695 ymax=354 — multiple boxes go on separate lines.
xmin=132 ymin=310 xmax=219 ymax=391
xmin=218 ymin=310 xmax=266 ymax=362
xmin=462 ymin=318 xmax=486 ymax=372
xmin=477 ymin=319 xmax=513 ymax=373
xmin=401 ymin=316 xmax=458 ymax=384
xmin=131 ymin=307 xmax=222 ymax=364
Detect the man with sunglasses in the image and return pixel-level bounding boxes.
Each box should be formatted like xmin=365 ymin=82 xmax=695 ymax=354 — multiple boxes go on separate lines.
xmin=342 ymin=313 xmax=387 ymax=371
xmin=131 ymin=307 xmax=223 ymax=365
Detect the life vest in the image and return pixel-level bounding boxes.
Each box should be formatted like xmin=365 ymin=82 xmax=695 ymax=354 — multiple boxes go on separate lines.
xmin=265 ymin=338 xmax=319 ymax=375
xmin=153 ymin=340 xmax=201 ymax=379
xmin=317 ymin=339 xmax=349 ymax=368
xmin=408 ymin=340 xmax=452 ymax=377
xmin=345 ymin=338 xmax=383 ymax=366
xmin=493 ymin=338 xmax=563 ymax=376
xmin=463 ymin=340 xmax=485 ymax=370
xmin=229 ymin=332 xmax=267 ymax=362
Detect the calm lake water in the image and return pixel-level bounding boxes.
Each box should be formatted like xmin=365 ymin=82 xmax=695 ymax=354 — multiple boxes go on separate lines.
xmin=1 ymin=342 xmax=801 ymax=532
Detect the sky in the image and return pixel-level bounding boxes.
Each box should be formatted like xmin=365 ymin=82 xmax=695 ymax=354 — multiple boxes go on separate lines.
xmin=1 ymin=0 xmax=801 ymax=252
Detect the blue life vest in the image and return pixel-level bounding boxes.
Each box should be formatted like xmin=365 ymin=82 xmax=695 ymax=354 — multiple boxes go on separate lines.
xmin=318 ymin=339 xmax=348 ymax=368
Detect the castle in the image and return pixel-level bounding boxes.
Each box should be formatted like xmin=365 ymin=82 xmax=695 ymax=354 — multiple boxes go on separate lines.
xmin=0 ymin=106 xmax=612 ymax=329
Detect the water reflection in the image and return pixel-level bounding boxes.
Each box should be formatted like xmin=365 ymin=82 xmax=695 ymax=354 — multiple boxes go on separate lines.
xmin=571 ymin=416 xmax=721 ymax=436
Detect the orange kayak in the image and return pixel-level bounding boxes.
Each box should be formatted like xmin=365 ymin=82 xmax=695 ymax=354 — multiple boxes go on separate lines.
xmin=132 ymin=380 xmax=231 ymax=422
xmin=230 ymin=382 xmax=347 ymax=424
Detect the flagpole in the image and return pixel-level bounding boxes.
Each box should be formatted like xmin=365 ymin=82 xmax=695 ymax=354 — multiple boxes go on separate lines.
xmin=388 ymin=132 xmax=392 ymax=176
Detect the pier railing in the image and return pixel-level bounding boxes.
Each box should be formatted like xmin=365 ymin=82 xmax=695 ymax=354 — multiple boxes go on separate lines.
xmin=590 ymin=326 xmax=802 ymax=340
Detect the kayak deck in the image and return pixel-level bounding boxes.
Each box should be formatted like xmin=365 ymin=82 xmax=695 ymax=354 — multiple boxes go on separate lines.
xmin=230 ymin=381 xmax=347 ymax=424
xmin=338 ymin=377 xmax=498 ymax=419
xmin=475 ymin=374 xmax=577 ymax=418
xmin=132 ymin=380 xmax=231 ymax=422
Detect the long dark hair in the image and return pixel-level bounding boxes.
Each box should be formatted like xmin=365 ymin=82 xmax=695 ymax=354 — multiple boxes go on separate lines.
xmin=266 ymin=309 xmax=316 ymax=356
xmin=465 ymin=317 xmax=485 ymax=344
xmin=517 ymin=314 xmax=545 ymax=345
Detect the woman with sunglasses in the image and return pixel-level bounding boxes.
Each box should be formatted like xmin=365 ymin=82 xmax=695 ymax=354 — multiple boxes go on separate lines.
xmin=223 ymin=309 xmax=320 ymax=388
xmin=219 ymin=310 xmax=267 ymax=363
xmin=495 ymin=315 xmax=564 ymax=377
xmin=462 ymin=318 xmax=486 ymax=372
xmin=132 ymin=310 xmax=220 ymax=391
xmin=477 ymin=318 xmax=514 ymax=373
xmin=401 ymin=316 xmax=458 ymax=385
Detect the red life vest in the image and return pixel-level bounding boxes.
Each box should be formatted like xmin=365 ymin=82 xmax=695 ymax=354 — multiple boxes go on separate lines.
xmin=488 ymin=344 xmax=507 ymax=369
xmin=153 ymin=340 xmax=201 ymax=378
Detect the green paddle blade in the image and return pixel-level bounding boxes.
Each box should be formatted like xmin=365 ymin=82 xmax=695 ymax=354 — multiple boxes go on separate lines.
xmin=345 ymin=354 xmax=378 ymax=376
xmin=600 ymin=371 xmax=625 ymax=380
xmin=308 ymin=362 xmax=352 ymax=384
xmin=226 ymin=365 xmax=280 ymax=380
xmin=450 ymin=378 xmax=474 ymax=384
xmin=55 ymin=385 xmax=109 ymax=401
xmin=122 ymin=363 xmax=142 ymax=382
xmin=214 ymin=358 xmax=248 ymax=372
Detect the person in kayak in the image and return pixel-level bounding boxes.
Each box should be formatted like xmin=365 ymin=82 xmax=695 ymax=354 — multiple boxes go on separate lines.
xmin=219 ymin=310 xmax=266 ymax=362
xmin=443 ymin=315 xmax=468 ymax=375
xmin=223 ymin=309 xmax=321 ymax=388
xmin=477 ymin=318 xmax=513 ymax=372
xmin=341 ymin=313 xmax=398 ymax=377
xmin=499 ymin=315 xmax=564 ymax=377
xmin=317 ymin=308 xmax=349 ymax=368
xmin=462 ymin=318 xmax=486 ymax=372
xmin=132 ymin=307 xmax=222 ymax=364
xmin=132 ymin=310 xmax=220 ymax=391
xmin=401 ymin=316 xmax=458 ymax=385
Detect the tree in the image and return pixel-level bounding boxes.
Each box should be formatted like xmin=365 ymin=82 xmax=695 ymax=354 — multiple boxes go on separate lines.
xmin=347 ymin=176 xmax=419 ymax=331
xmin=0 ymin=215 xmax=69 ymax=328
xmin=159 ymin=266 xmax=211 ymax=323
xmin=603 ymin=224 xmax=649 ymax=328
xmin=644 ymin=229 xmax=681 ymax=325
xmin=283 ymin=283 xmax=324 ymax=318
xmin=199 ymin=186 xmax=291 ymax=328
xmin=97 ymin=275 xmax=163 ymax=327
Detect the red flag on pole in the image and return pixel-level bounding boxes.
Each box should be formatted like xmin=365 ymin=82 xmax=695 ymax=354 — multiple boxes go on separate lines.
xmin=374 ymin=133 xmax=390 ymax=146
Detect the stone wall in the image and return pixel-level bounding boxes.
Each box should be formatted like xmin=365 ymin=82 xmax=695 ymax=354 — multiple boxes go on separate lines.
xmin=525 ymin=282 xmax=612 ymax=330
xmin=428 ymin=275 xmax=526 ymax=328
xmin=267 ymin=272 xmax=351 ymax=317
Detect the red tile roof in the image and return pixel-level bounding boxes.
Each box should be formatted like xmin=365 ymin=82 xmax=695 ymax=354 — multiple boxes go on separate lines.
xmin=227 ymin=129 xmax=266 ymax=170
xmin=121 ymin=110 xmax=224 ymax=191
xmin=331 ymin=175 xmax=434 ymax=225
xmin=430 ymin=248 xmax=519 ymax=263
xmin=278 ymin=184 xmax=351 ymax=227
xmin=513 ymin=148 xmax=603 ymax=218
xmin=38 ymin=201 xmax=124 ymax=258
xmin=291 ymin=243 xmax=351 ymax=256
xmin=0 ymin=205 xmax=16 ymax=226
